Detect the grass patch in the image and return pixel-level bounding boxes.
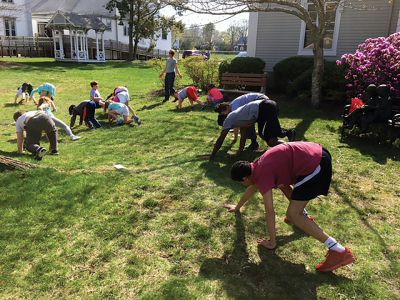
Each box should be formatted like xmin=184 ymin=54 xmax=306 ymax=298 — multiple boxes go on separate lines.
xmin=0 ymin=57 xmax=399 ymax=299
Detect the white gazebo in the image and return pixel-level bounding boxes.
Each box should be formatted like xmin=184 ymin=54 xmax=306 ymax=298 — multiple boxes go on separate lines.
xmin=46 ymin=11 xmax=107 ymax=63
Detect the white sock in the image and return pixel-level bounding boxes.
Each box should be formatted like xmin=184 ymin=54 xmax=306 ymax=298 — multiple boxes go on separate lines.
xmin=324 ymin=237 xmax=346 ymax=253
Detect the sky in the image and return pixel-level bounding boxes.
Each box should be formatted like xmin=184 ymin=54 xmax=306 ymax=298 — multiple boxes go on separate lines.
xmin=161 ymin=7 xmax=249 ymax=31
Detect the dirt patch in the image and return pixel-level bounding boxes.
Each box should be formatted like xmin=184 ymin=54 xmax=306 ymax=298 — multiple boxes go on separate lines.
xmin=0 ymin=61 xmax=22 ymax=69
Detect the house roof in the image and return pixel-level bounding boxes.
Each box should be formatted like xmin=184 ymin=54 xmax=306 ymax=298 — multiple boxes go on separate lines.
xmin=31 ymin=0 xmax=114 ymax=17
xmin=46 ymin=11 xmax=108 ymax=32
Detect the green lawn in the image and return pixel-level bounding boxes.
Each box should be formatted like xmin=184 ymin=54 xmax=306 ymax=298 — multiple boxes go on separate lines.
xmin=0 ymin=58 xmax=399 ymax=299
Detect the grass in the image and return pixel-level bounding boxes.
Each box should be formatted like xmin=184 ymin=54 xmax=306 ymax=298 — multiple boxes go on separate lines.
xmin=0 ymin=57 xmax=399 ymax=299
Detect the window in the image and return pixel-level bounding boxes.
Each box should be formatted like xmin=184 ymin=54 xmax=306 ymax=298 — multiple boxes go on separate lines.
xmin=298 ymin=0 xmax=343 ymax=56
xmin=123 ymin=24 xmax=128 ymax=36
xmin=105 ymin=19 xmax=112 ymax=31
xmin=161 ymin=29 xmax=168 ymax=40
xmin=4 ymin=18 xmax=16 ymax=36
xmin=1 ymin=0 xmax=14 ymax=3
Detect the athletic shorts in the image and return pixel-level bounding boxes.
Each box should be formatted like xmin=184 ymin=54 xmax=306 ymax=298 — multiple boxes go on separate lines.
xmin=291 ymin=148 xmax=332 ymax=201
xmin=256 ymin=100 xmax=284 ymax=140
xmin=116 ymin=106 xmax=129 ymax=117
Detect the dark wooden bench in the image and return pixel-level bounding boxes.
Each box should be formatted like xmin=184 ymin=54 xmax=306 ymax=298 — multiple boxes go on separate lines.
xmin=342 ymin=96 xmax=400 ymax=142
xmin=220 ymin=73 xmax=268 ymax=101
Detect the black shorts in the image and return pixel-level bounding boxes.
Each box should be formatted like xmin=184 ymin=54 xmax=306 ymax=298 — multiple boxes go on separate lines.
xmin=291 ymin=148 xmax=332 ymax=201
xmin=256 ymin=100 xmax=285 ymax=141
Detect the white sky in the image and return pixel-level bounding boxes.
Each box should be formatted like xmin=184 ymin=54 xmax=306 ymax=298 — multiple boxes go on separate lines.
xmin=161 ymin=7 xmax=249 ymax=31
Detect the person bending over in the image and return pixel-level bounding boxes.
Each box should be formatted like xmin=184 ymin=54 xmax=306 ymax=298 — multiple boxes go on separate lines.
xmin=225 ymin=142 xmax=355 ymax=272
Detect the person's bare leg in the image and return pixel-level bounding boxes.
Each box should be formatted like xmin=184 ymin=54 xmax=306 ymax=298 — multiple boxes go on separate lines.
xmin=286 ymin=200 xmax=328 ymax=243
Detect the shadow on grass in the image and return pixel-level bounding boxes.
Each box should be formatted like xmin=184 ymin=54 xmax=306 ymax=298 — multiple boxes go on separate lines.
xmin=138 ymin=102 xmax=164 ymax=111
xmin=6 ymin=60 xmax=153 ymax=72
xmin=199 ymin=213 xmax=351 ymax=299
xmin=331 ymin=182 xmax=397 ymax=272
xmin=338 ymin=135 xmax=400 ymax=163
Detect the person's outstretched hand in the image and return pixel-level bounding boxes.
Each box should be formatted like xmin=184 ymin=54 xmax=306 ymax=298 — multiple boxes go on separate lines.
xmin=223 ymin=203 xmax=238 ymax=213
xmin=257 ymin=238 xmax=277 ymax=250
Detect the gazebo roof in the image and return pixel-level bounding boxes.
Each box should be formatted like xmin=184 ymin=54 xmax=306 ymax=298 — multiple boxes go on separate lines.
xmin=46 ymin=11 xmax=108 ymax=32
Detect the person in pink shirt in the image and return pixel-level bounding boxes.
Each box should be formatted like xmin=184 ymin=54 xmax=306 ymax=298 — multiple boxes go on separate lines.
xmin=224 ymin=142 xmax=355 ymax=272
xmin=206 ymin=84 xmax=224 ymax=108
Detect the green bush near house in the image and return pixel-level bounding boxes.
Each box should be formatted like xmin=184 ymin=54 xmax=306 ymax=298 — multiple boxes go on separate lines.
xmin=273 ymin=56 xmax=314 ymax=92
xmin=274 ymin=56 xmax=346 ymax=102
xmin=219 ymin=57 xmax=266 ymax=76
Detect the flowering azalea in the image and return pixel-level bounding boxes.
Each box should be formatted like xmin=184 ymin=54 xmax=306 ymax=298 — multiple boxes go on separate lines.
xmin=337 ymin=32 xmax=400 ymax=98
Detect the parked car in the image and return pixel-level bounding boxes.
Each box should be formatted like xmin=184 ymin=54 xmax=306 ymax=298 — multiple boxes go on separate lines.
xmin=182 ymin=50 xmax=204 ymax=59
xmin=235 ymin=51 xmax=248 ymax=57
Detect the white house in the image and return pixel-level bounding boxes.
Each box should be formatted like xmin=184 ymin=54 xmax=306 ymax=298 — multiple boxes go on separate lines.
xmin=0 ymin=0 xmax=33 ymax=36
xmin=247 ymin=0 xmax=400 ymax=71
xmin=0 ymin=0 xmax=172 ymax=53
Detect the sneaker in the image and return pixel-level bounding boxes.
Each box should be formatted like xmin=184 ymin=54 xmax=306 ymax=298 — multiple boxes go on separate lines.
xmin=287 ymin=129 xmax=296 ymax=142
xmin=116 ymin=119 xmax=124 ymax=126
xmin=316 ymin=248 xmax=355 ymax=272
xmin=246 ymin=142 xmax=259 ymax=151
xmin=133 ymin=116 xmax=142 ymax=126
xmin=172 ymin=97 xmax=178 ymax=102
xmin=284 ymin=214 xmax=315 ymax=225
xmin=162 ymin=98 xmax=169 ymax=103
xmin=34 ymin=147 xmax=47 ymax=160
xmin=50 ymin=150 xmax=59 ymax=155
xmin=71 ymin=135 xmax=81 ymax=141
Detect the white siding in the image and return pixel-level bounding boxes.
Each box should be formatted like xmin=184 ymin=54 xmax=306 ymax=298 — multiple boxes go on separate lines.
xmin=254 ymin=12 xmax=302 ymax=71
xmin=336 ymin=0 xmax=394 ymax=58
xmin=247 ymin=12 xmax=258 ymax=57
xmin=0 ymin=0 xmax=32 ymax=36
xmin=252 ymin=0 xmax=399 ymax=70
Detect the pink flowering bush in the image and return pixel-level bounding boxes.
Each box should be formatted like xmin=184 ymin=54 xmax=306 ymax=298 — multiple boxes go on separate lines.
xmin=337 ymin=32 xmax=400 ymax=99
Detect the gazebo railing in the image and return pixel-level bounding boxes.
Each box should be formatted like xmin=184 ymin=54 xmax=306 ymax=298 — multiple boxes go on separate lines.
xmin=0 ymin=35 xmax=169 ymax=60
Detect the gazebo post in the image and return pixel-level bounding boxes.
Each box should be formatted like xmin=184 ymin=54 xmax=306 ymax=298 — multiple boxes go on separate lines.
xmin=69 ymin=29 xmax=73 ymax=59
xmin=59 ymin=30 xmax=64 ymax=59
xmin=74 ymin=31 xmax=79 ymax=61
xmin=52 ymin=29 xmax=57 ymax=59
xmin=101 ymin=32 xmax=105 ymax=61
xmin=95 ymin=31 xmax=99 ymax=61
xmin=85 ymin=31 xmax=89 ymax=60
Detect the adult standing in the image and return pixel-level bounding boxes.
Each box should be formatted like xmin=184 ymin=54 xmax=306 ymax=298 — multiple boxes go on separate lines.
xmin=159 ymin=49 xmax=182 ymax=103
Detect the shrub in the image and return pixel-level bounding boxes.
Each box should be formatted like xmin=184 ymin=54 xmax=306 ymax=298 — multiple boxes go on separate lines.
xmin=337 ymin=32 xmax=400 ymax=99
xmin=285 ymin=60 xmax=346 ymax=101
xmin=273 ymin=56 xmax=314 ymax=92
xmin=181 ymin=56 xmax=220 ymax=90
xmin=219 ymin=57 xmax=265 ymax=77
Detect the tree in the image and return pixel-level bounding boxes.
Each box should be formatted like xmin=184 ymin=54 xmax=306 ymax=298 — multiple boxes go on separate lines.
xmin=167 ymin=0 xmax=384 ymax=107
xmin=107 ymin=0 xmax=171 ymax=61
xmin=202 ymin=22 xmax=215 ymax=49
xmin=226 ymin=19 xmax=248 ymax=50
xmin=180 ymin=25 xmax=203 ymax=49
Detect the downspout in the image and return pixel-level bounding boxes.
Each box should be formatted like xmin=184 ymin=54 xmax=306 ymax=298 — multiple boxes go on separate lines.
xmin=387 ymin=0 xmax=396 ymax=36
xmin=115 ymin=8 xmax=119 ymax=44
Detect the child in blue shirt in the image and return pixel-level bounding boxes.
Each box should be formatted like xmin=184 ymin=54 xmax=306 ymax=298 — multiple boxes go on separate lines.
xmin=105 ymin=102 xmax=133 ymax=125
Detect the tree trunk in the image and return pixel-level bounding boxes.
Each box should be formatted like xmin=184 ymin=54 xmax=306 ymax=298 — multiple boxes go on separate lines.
xmin=0 ymin=155 xmax=36 ymax=171
xmin=133 ymin=38 xmax=139 ymax=60
xmin=311 ymin=40 xmax=324 ymax=108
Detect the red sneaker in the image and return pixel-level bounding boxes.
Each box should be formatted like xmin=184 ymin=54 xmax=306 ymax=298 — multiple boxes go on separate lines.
xmin=316 ymin=248 xmax=355 ymax=272
xmin=284 ymin=215 xmax=315 ymax=225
